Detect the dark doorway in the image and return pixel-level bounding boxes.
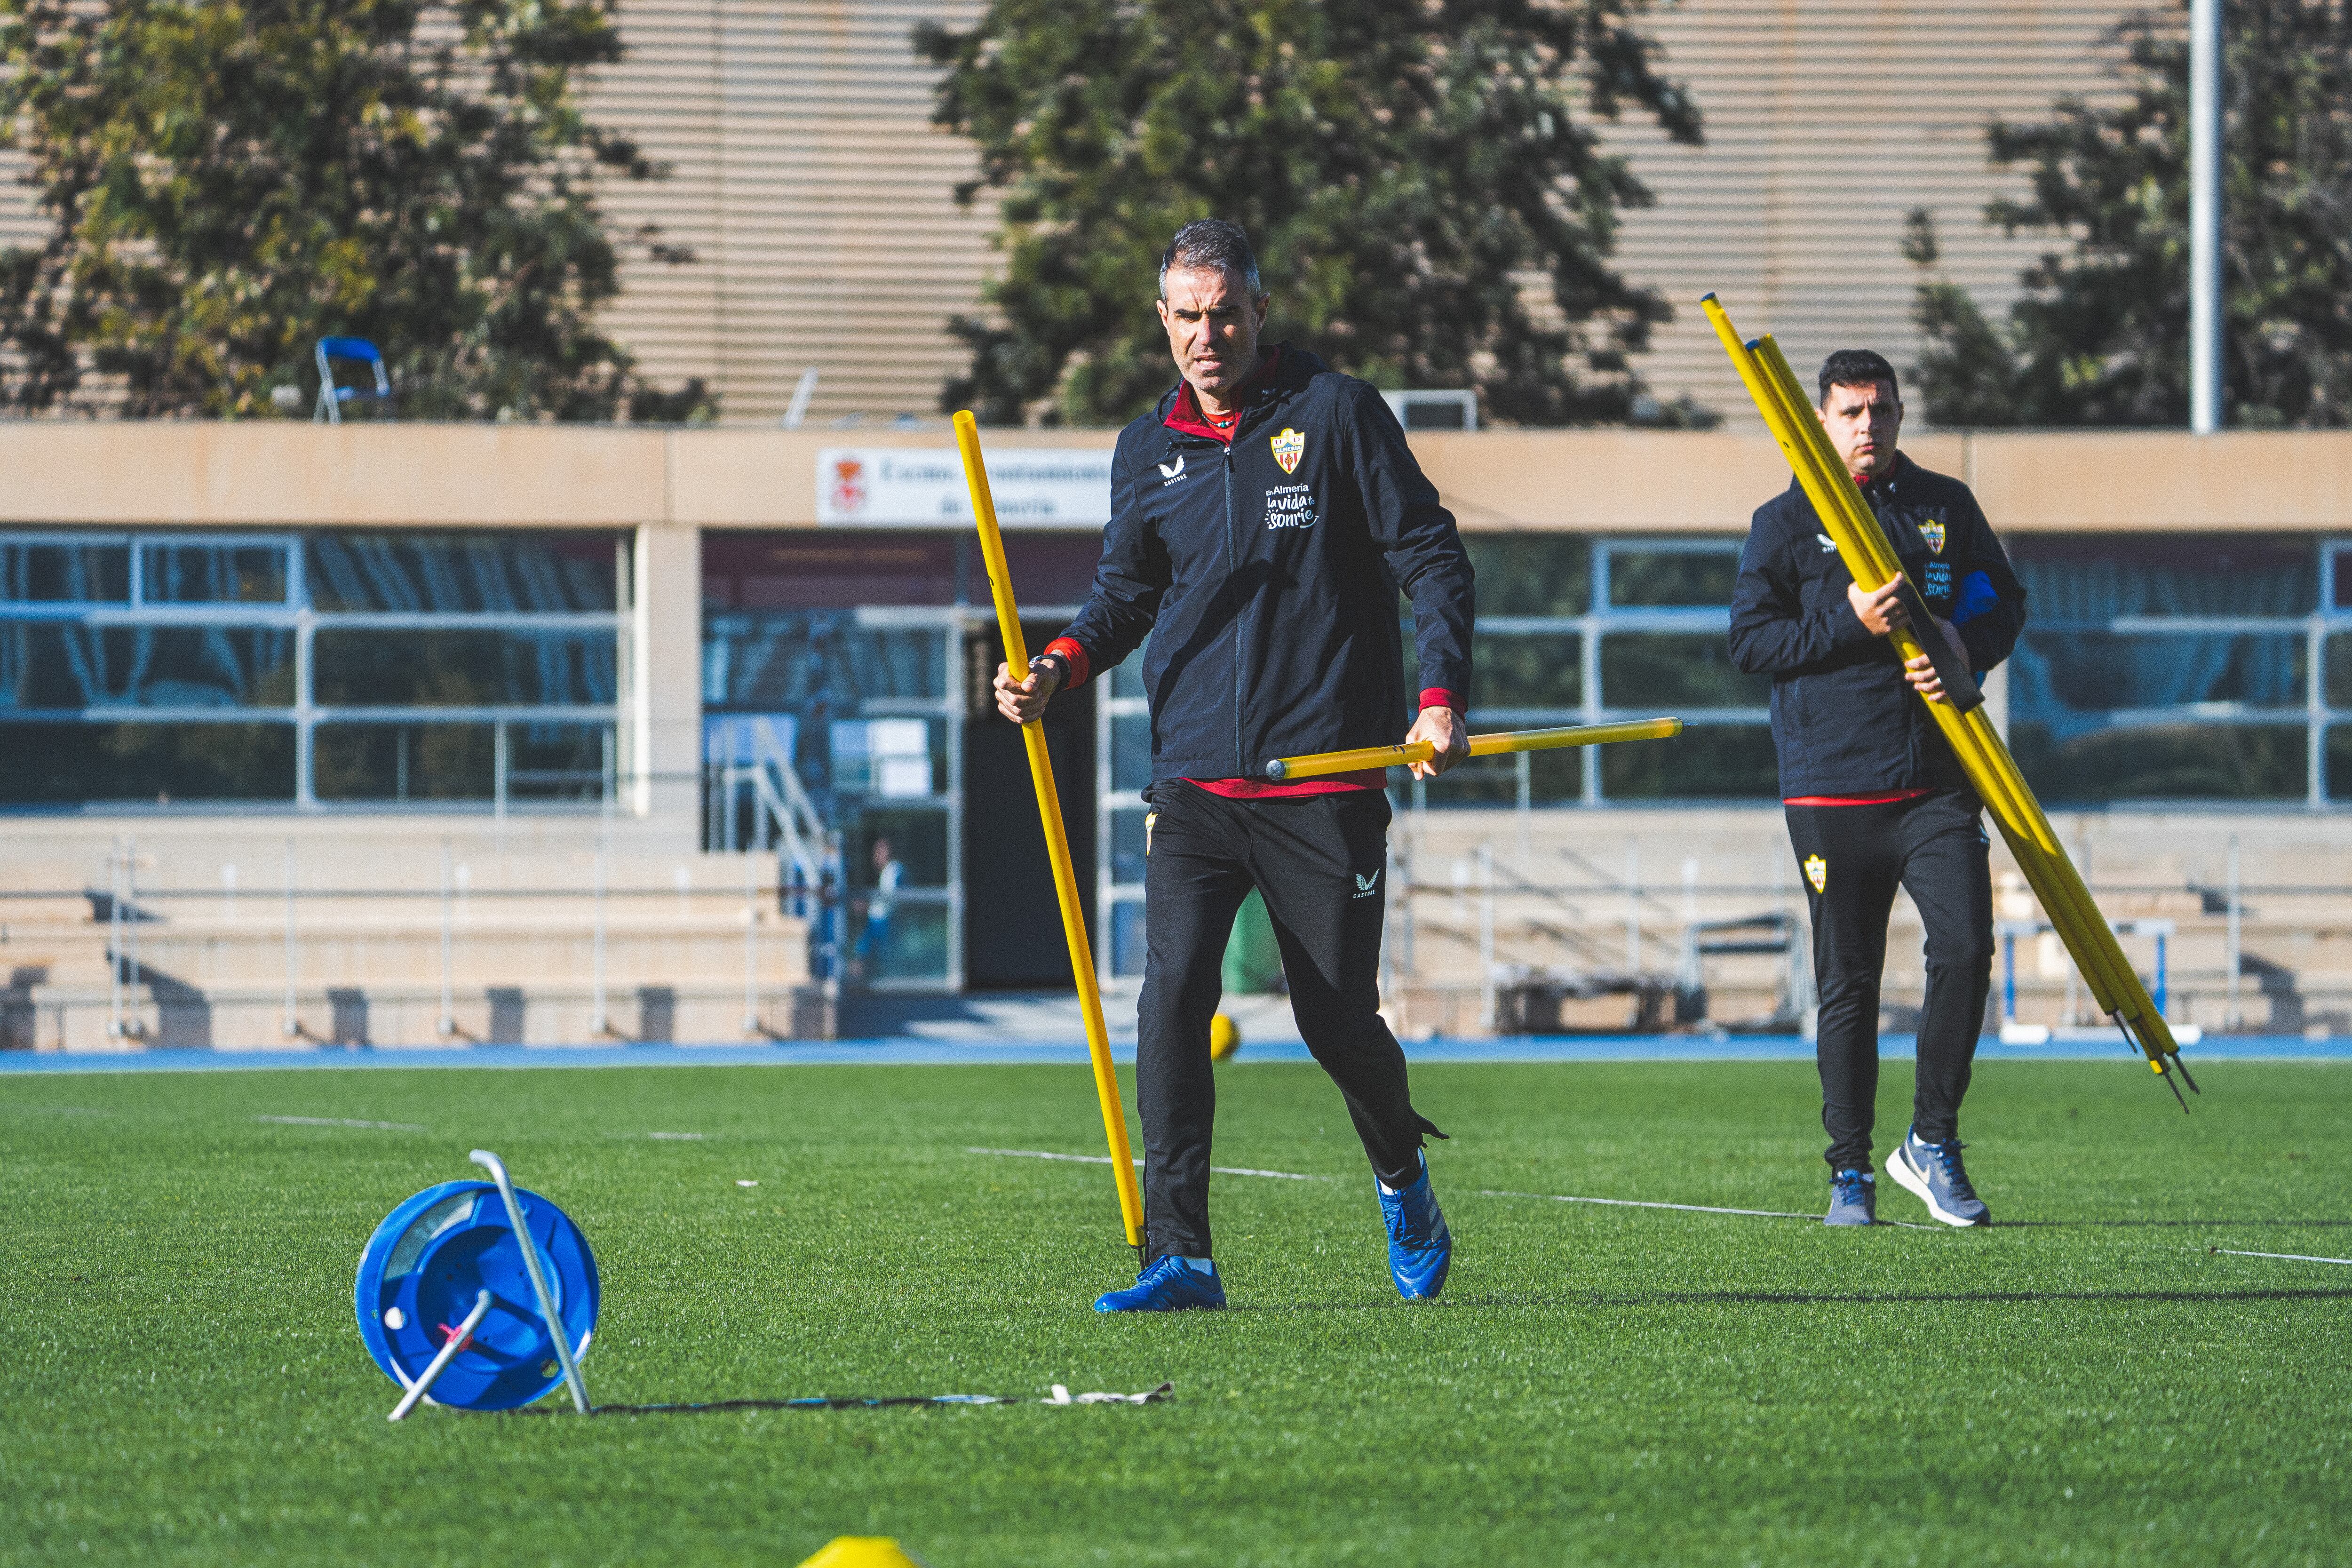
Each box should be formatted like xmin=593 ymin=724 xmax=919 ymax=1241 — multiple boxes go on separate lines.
xmin=962 ymin=620 xmax=1096 ymax=989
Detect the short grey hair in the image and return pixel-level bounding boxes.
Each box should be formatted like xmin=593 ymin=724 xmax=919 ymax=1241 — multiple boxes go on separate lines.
xmin=1158 ymin=219 xmax=1263 ymax=300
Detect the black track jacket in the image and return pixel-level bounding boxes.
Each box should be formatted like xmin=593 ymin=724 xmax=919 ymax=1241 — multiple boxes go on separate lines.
xmin=1727 ymin=451 xmax=2026 ymax=797
xmin=1055 ymin=345 xmax=1475 ymax=783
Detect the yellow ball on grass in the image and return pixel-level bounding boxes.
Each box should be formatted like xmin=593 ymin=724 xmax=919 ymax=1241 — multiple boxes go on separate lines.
xmin=1209 ymin=1013 xmax=1241 ymax=1062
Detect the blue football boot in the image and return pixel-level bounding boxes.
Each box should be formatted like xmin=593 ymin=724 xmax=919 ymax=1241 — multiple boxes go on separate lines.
xmin=1092 ymin=1255 xmax=1226 ymax=1313
xmin=1886 ymin=1128 xmax=1990 ymax=1227
xmin=1377 ymin=1152 xmax=1452 ymax=1300
xmin=1825 ymin=1168 xmax=1876 ymax=1226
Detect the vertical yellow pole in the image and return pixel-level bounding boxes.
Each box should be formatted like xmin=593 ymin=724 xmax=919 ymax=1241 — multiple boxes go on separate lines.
xmin=953 ymin=412 xmax=1146 ymax=1248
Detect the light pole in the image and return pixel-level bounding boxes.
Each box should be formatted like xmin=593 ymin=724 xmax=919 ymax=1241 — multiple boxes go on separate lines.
xmin=2189 ymin=0 xmax=2223 ymax=434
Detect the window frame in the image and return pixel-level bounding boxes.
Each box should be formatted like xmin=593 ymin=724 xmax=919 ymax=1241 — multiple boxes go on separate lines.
xmin=0 ymin=528 xmax=625 ymax=813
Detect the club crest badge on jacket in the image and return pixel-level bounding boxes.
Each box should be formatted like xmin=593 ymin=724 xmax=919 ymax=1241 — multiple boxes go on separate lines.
xmin=1919 ymin=517 xmax=1946 ymax=554
xmin=1271 ymin=427 xmax=1305 ymax=475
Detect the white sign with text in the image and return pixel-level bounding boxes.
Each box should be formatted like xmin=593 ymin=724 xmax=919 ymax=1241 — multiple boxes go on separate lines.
xmin=816 ymin=447 xmax=1112 ymax=529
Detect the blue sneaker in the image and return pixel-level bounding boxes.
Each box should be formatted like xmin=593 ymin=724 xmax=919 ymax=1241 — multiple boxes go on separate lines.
xmin=1886 ymin=1129 xmax=1990 ymax=1227
xmin=1825 ymin=1168 xmax=1876 ymax=1226
xmin=1377 ymin=1153 xmax=1452 ymax=1300
xmin=1092 ymin=1255 xmax=1226 ymax=1313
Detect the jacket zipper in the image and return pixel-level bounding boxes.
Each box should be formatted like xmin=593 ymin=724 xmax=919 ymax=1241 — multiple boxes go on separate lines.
xmin=1224 ymin=442 xmax=1242 ymax=775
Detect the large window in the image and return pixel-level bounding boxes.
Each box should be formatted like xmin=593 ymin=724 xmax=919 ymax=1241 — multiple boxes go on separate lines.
xmin=1450 ymin=534 xmax=1772 ymax=804
xmin=1439 ymin=531 xmax=2352 ymax=810
xmin=0 ymin=531 xmax=623 ymax=809
xmin=2007 ymin=535 xmax=2348 ymax=805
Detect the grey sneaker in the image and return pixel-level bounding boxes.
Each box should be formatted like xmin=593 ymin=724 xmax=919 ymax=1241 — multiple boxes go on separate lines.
xmin=1886 ymin=1130 xmax=1990 ymax=1227
xmin=1825 ymin=1168 xmax=1876 ymax=1226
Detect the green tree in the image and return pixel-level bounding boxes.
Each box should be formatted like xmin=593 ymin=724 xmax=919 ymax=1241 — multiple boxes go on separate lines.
xmin=1906 ymin=1 xmax=2352 ymax=428
xmin=918 ymin=0 xmax=1703 ymax=427
xmin=0 ymin=0 xmax=710 ymax=420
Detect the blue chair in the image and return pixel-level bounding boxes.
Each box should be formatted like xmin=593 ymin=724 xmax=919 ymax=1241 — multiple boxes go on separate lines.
xmin=314 ymin=336 xmax=392 ymax=423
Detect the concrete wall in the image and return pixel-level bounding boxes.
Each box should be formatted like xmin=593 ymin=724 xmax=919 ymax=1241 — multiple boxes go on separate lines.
xmin=8 ymin=423 xmax=2352 ymax=533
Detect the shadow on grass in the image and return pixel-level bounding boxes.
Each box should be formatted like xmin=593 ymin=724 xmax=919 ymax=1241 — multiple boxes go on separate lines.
xmin=1233 ymin=1286 xmax=2352 ymax=1313
xmin=505 ymin=1385 xmax=1175 ymax=1418
xmin=1997 ymin=1218 xmax=2352 ymax=1229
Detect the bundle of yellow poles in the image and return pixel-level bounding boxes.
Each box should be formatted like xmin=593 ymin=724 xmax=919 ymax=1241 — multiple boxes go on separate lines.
xmin=1701 ymin=294 xmax=2197 ymax=1107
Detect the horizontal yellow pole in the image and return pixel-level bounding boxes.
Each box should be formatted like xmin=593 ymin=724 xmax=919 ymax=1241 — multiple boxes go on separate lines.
xmin=1266 ymin=719 xmax=1684 ymax=783
xmin=954 ymin=411 xmax=1147 ymax=1247
xmin=1706 ymin=296 xmax=2181 ymax=1069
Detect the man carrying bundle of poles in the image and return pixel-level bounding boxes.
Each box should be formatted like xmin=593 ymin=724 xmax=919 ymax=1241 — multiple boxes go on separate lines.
xmin=1728 ymin=350 xmax=2027 ymax=1229
xmin=993 ymin=218 xmax=1473 ymax=1311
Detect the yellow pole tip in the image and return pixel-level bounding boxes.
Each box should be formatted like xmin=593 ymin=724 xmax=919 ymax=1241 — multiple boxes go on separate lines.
xmin=798 ymin=1538 xmax=930 ymax=1568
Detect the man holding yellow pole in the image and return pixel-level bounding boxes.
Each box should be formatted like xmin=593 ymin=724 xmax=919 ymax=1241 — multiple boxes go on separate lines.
xmin=994 ymin=219 xmax=1472 ymax=1310
xmin=1728 ymin=350 xmax=2026 ymax=1229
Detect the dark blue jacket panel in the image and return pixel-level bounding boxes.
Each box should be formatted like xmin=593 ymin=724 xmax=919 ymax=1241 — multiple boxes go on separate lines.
xmin=1059 ymin=346 xmax=1475 ymax=782
xmin=1727 ymin=453 xmax=2026 ymax=797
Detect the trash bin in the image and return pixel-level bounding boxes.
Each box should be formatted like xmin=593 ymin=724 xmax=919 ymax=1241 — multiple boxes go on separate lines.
xmin=1221 ymin=889 xmax=1285 ymax=994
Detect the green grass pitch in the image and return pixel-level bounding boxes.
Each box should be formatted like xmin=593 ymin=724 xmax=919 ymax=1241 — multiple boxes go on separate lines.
xmin=4 ymin=1059 xmax=2349 ymax=1566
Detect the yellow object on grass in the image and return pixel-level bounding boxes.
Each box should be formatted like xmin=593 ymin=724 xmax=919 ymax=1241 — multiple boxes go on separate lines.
xmin=1700 ymin=293 xmax=2193 ymax=1106
xmin=1210 ymin=1012 xmax=1241 ymax=1062
xmin=954 ymin=411 xmax=1148 ymax=1243
xmin=797 ymin=1539 xmax=929 ymax=1568
xmin=1265 ymin=718 xmax=1682 ymax=783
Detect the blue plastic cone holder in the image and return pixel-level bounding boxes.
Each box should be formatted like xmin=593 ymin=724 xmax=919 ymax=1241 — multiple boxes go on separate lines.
xmin=356 ymin=1149 xmax=598 ymax=1418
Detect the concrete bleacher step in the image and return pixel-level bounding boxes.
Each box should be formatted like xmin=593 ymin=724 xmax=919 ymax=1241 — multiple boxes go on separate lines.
xmin=0 ymin=837 xmax=826 ymax=1051
xmin=10 ymin=976 xmax=831 ymax=1052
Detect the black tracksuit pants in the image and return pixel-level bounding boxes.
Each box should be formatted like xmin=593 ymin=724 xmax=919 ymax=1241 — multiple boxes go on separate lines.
xmin=1136 ymin=782 xmax=1436 ymax=1263
xmin=1784 ymin=789 xmax=1994 ymax=1173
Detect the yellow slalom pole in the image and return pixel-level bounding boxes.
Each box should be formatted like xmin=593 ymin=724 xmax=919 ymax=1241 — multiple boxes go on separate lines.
xmin=1266 ymin=718 xmax=1683 ymax=783
xmin=1704 ymin=296 xmax=2185 ymax=1088
xmin=953 ymin=412 xmax=1146 ymax=1246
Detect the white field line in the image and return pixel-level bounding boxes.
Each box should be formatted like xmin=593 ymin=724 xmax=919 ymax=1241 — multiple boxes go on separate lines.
xmin=254 ymin=1114 xmax=425 ymax=1131
xmin=1480 ymin=1187 xmax=1813 ymax=1220
xmin=968 ymin=1146 xmax=1327 ymax=1182
xmin=971 ymin=1147 xmax=1932 ymax=1226
xmin=2210 ymin=1247 xmax=2352 ymax=1266
xmin=1479 ymin=1187 xmax=1943 ymax=1232
xmin=647 ymin=1131 xmax=709 ymax=1140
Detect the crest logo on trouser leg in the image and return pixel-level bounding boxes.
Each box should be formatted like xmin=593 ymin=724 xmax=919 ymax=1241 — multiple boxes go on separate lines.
xmin=1804 ymin=854 xmax=1827 ymax=893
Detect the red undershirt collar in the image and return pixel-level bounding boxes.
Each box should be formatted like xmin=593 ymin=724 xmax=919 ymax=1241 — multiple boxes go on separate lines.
xmin=1165 ymin=347 xmax=1280 ymax=445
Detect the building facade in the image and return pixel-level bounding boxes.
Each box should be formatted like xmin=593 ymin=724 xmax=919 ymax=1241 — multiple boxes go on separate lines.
xmin=4 ymin=423 xmax=2346 ymax=1003
xmin=0 ymin=1 xmax=2153 ymax=425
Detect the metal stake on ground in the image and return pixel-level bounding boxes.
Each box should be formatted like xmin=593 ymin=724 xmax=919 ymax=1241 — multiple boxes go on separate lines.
xmin=469 ymin=1149 xmax=591 ymax=1414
